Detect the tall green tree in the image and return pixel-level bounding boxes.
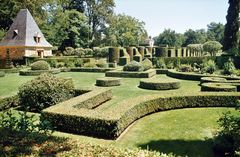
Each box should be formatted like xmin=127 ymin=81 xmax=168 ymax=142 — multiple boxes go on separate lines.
xmin=207 ymin=22 xmax=225 ymax=44
xmin=156 ymin=29 xmax=185 ymax=47
xmin=66 ymin=0 xmax=115 ymax=46
xmin=105 ymin=14 xmax=147 ymax=46
xmin=223 ymin=0 xmax=240 ymax=51
xmin=183 ymin=29 xmax=207 ymax=46
xmin=0 ymin=0 xmax=49 ymax=30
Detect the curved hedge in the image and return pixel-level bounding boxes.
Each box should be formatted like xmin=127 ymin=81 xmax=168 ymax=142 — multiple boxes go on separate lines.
xmin=42 ymin=91 xmax=240 ymax=139
xmin=19 ymin=69 xmax=61 ymax=76
xmin=201 ymin=83 xmax=237 ymax=92
xmin=106 ymin=69 xmax=156 ymax=78
xmin=167 ymin=70 xmax=240 ymax=81
xmin=200 ymin=77 xmax=227 ymax=84
xmin=139 ymin=78 xmax=180 ymax=90
xmin=31 ymin=60 xmax=50 ymax=70
xmin=96 ymin=77 xmax=122 ymax=87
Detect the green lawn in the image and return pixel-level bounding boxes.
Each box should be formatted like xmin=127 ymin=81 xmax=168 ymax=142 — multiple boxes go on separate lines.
xmin=0 ymin=72 xmax=236 ymax=156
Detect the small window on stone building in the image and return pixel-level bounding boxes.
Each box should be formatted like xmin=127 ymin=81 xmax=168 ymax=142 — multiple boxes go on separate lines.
xmin=13 ymin=30 xmax=18 ymax=39
xmin=34 ymin=32 xmax=41 ymax=43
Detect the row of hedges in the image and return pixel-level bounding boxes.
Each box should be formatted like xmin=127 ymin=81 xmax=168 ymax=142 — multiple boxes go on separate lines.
xmin=19 ymin=69 xmax=61 ymax=76
xmin=166 ymin=69 xmax=240 ymax=81
xmin=42 ymin=91 xmax=240 ymax=139
xmin=70 ymin=67 xmax=115 ymax=73
xmin=105 ymin=69 xmax=156 ymax=78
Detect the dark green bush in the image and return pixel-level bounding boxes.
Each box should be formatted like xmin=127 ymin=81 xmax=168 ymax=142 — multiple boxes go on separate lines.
xmin=178 ymin=64 xmax=193 ymax=72
xmin=142 ymin=58 xmax=153 ymax=71
xmin=47 ymin=59 xmax=57 ymax=68
xmin=18 ymin=73 xmax=75 ymax=111
xmin=31 ymin=61 xmax=50 ymax=71
xmin=155 ymin=58 xmax=166 ymax=69
xmin=223 ymin=59 xmax=236 ymax=75
xmin=123 ymin=61 xmax=144 ymax=72
xmin=201 ymin=59 xmax=217 ymax=74
xmin=213 ymin=107 xmax=240 ymax=156
xmin=0 ymin=95 xmax=19 ymax=111
xmin=74 ymin=58 xmax=84 ymax=67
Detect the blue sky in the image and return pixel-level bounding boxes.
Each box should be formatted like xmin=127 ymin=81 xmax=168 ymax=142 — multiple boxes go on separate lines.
xmin=114 ymin=0 xmax=228 ymax=37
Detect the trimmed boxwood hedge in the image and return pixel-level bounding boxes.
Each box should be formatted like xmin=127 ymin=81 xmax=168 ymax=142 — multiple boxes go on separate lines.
xmin=200 ymin=77 xmax=227 ymax=84
xmin=139 ymin=78 xmax=181 ymax=90
xmin=70 ymin=67 xmax=115 ymax=73
xmin=105 ymin=69 xmax=156 ymax=78
xmin=201 ymin=83 xmax=237 ymax=92
xmin=19 ymin=69 xmax=61 ymax=76
xmin=96 ymin=77 xmax=122 ymax=87
xmin=167 ymin=70 xmax=240 ymax=81
xmin=42 ymin=91 xmax=240 ymax=139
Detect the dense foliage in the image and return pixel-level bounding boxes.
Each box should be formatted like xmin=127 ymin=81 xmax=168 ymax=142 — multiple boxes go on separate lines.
xmin=18 ymin=73 xmax=75 ymax=111
xmin=203 ymin=41 xmax=223 ymax=56
xmin=223 ymin=58 xmax=236 ymax=75
xmin=223 ymin=0 xmax=240 ymax=51
xmin=156 ymin=29 xmax=184 ymax=47
xmin=123 ymin=61 xmax=144 ymax=72
xmin=30 ymin=61 xmax=50 ymax=71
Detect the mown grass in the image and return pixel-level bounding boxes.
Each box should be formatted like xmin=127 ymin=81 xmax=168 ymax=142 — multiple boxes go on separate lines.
xmin=0 ymin=72 xmax=236 ymax=156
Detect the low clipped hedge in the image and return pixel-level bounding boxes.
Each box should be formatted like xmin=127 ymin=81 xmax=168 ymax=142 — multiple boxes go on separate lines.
xmin=96 ymin=77 xmax=122 ymax=87
xmin=0 ymin=95 xmax=19 ymax=111
xmin=106 ymin=69 xmax=156 ymax=78
xmin=200 ymin=77 xmax=227 ymax=84
xmin=0 ymin=68 xmax=20 ymax=73
xmin=167 ymin=70 xmax=240 ymax=81
xmin=201 ymin=83 xmax=237 ymax=92
xmin=70 ymin=67 xmax=115 ymax=73
xmin=139 ymin=78 xmax=181 ymax=90
xmin=0 ymin=71 xmax=5 ymax=77
xmin=42 ymin=91 xmax=240 ymax=139
xmin=156 ymin=69 xmax=168 ymax=74
xmin=19 ymin=69 xmax=61 ymax=76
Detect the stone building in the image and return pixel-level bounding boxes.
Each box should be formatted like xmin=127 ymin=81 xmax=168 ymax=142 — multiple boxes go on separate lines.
xmin=0 ymin=9 xmax=52 ymax=61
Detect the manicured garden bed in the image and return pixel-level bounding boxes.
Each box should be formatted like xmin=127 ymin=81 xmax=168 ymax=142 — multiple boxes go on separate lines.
xmin=105 ymin=69 xmax=156 ymax=78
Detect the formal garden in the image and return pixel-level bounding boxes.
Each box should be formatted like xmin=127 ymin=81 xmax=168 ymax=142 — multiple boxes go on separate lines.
xmin=1 ymin=0 xmax=240 ymax=157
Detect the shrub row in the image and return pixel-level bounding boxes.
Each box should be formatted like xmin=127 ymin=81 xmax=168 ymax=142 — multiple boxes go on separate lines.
xmin=201 ymin=83 xmax=237 ymax=92
xmin=70 ymin=67 xmax=115 ymax=73
xmin=139 ymin=78 xmax=181 ymax=90
xmin=19 ymin=69 xmax=61 ymax=76
xmin=42 ymin=91 xmax=240 ymax=139
xmin=96 ymin=77 xmax=122 ymax=87
xmin=200 ymin=77 xmax=227 ymax=84
xmin=167 ymin=70 xmax=240 ymax=81
xmin=0 ymin=95 xmax=19 ymax=111
xmin=106 ymin=69 xmax=156 ymax=78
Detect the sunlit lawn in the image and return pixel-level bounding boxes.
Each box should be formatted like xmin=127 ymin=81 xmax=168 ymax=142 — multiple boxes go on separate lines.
xmin=0 ymin=72 xmax=236 ymax=156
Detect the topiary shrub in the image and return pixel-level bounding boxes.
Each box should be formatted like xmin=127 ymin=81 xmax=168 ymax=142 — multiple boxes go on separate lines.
xmin=123 ymin=61 xmax=144 ymax=72
xmin=31 ymin=61 xmax=50 ymax=71
xmin=18 ymin=73 xmax=75 ymax=111
xmin=142 ymin=58 xmax=153 ymax=71
xmin=223 ymin=59 xmax=236 ymax=75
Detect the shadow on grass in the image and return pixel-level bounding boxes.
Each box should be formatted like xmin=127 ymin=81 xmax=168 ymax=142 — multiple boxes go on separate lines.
xmin=0 ymin=129 xmax=72 ymax=156
xmin=138 ymin=139 xmax=217 ymax=157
